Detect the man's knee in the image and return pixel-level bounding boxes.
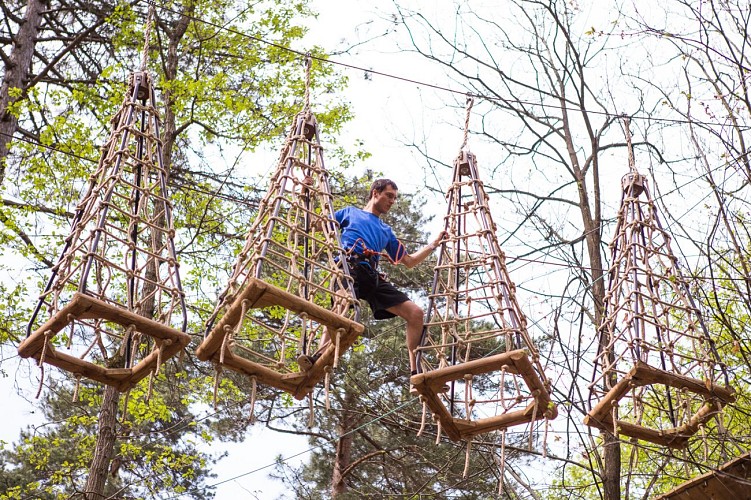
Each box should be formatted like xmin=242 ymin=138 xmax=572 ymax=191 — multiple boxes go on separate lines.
xmin=402 ymin=301 xmax=424 ymax=325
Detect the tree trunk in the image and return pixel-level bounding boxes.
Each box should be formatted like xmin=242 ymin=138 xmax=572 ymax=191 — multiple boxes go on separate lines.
xmin=0 ymin=0 xmax=46 ymax=185
xmin=83 ymin=385 xmax=119 ymax=499
xmin=331 ymin=423 xmax=353 ymax=497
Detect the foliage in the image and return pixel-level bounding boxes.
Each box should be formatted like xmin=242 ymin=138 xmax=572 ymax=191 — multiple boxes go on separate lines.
xmin=0 ymin=368 xmax=217 ymax=499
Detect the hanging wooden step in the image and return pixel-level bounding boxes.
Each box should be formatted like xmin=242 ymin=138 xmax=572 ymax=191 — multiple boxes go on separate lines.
xmin=414 ymin=144 xmax=555 ymax=443
xmin=411 ymin=349 xmax=557 ymax=441
xmin=198 ymin=98 xmax=361 ymax=400
xmin=196 ymin=278 xmax=363 ymax=399
xmin=18 ymin=292 xmax=190 ymax=391
xmin=19 ymin=71 xmax=189 ymax=391
xmin=584 ymin=362 xmax=735 ymax=448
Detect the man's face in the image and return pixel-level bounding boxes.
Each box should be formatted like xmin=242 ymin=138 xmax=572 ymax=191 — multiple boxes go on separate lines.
xmin=372 ymin=185 xmax=398 ymax=215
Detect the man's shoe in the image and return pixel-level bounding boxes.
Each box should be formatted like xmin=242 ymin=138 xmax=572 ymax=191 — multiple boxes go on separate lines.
xmin=297 ymin=353 xmax=320 ymax=371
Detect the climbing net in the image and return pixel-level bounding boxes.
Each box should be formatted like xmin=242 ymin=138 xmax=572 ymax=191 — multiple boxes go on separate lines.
xmin=197 ymin=62 xmax=361 ymax=400
xmin=19 ymin=70 xmax=189 ymax=392
xmin=586 ymin=120 xmax=734 ymax=449
xmin=412 ymin=99 xmax=555 ymax=444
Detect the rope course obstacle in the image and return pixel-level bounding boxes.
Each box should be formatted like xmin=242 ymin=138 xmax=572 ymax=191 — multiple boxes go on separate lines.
xmin=411 ymin=98 xmax=556 ymax=443
xmin=196 ymin=59 xmax=363 ymax=401
xmin=18 ymin=68 xmax=190 ymax=392
xmin=585 ymin=119 xmax=735 ymax=449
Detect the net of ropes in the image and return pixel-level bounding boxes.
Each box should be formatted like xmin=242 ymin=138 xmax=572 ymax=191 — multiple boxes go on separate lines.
xmin=411 ymin=98 xmax=556 ymax=445
xmin=585 ymin=118 xmax=735 ymax=449
xmin=196 ymin=57 xmax=362 ymax=403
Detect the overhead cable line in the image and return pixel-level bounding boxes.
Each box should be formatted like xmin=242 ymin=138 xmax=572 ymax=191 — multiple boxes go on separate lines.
xmin=141 ymin=0 xmax=751 ymax=131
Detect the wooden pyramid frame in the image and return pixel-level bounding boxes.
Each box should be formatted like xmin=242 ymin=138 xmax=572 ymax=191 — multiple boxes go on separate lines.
xmin=585 ymin=168 xmax=735 ymax=449
xmin=196 ymin=110 xmax=362 ymax=400
xmin=411 ymin=150 xmax=556 ymax=441
xmin=18 ymin=72 xmax=190 ymax=391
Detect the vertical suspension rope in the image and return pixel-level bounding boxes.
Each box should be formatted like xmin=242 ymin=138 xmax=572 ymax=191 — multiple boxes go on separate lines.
xmin=498 ymin=429 xmax=506 ymax=495
xmin=460 ymin=96 xmax=474 ymax=151
xmin=303 ymin=53 xmax=312 ymax=113
xmin=249 ymin=376 xmax=257 ymax=424
xmin=623 ymin=116 xmax=637 ymax=174
xmin=140 ymin=6 xmax=155 ymax=72
xmin=463 ymin=440 xmax=472 ymax=478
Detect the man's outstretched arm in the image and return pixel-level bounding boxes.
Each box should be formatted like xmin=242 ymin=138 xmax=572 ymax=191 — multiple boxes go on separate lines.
xmin=398 ymin=231 xmax=447 ymax=269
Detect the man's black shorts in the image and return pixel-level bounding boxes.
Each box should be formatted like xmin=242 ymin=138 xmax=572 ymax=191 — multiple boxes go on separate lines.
xmin=350 ymin=262 xmax=409 ymax=319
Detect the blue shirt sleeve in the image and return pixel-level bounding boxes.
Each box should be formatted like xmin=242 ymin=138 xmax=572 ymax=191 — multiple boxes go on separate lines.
xmin=384 ymin=229 xmax=406 ymax=262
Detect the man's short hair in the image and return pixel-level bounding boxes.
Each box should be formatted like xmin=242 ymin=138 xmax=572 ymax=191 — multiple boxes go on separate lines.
xmin=368 ymin=178 xmax=398 ymax=200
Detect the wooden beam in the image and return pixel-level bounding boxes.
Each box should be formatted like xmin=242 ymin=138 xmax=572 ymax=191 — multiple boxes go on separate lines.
xmin=411 ymin=350 xmax=528 ymax=388
xmin=19 ymin=292 xmax=190 ymax=358
xmin=33 ymin=346 xmax=132 ymax=390
xmin=586 ymin=362 xmax=734 ymax=427
xmin=197 ymin=278 xmax=364 ymax=398
xmin=631 ymin=362 xmax=736 ymax=403
xmin=218 ymin=350 xmax=301 ymax=394
xmin=18 ymin=292 xmax=191 ymax=391
xmin=615 ymin=420 xmax=691 ymax=449
xmin=654 ymin=452 xmax=751 ymax=499
xmin=196 ymin=278 xmax=363 ymax=363
xmin=584 ymin=406 xmax=720 ymax=450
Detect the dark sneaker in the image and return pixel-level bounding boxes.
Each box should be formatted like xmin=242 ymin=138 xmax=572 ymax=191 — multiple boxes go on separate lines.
xmin=297 ymin=353 xmax=320 ymax=371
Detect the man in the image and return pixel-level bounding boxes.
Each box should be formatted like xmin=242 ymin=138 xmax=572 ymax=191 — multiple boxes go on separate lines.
xmin=298 ymin=178 xmax=445 ymax=385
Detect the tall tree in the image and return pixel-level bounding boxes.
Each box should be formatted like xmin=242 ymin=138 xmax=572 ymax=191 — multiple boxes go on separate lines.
xmin=0 ymin=0 xmax=46 ymax=185
xmin=382 ymin=0 xmax=751 ymax=498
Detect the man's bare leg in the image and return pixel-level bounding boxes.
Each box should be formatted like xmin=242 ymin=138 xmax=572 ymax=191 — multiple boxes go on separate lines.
xmin=386 ymin=300 xmax=425 ymax=373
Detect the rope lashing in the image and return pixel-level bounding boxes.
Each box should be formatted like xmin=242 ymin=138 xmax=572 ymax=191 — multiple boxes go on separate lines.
xmin=249 ymin=376 xmax=257 ymax=424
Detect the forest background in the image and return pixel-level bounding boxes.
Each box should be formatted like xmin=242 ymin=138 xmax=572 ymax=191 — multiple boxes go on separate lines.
xmin=1 ymin=1 xmax=750 ymax=499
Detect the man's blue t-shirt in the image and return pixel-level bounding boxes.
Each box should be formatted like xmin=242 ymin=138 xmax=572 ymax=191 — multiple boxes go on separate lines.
xmin=335 ymin=206 xmax=406 ymax=264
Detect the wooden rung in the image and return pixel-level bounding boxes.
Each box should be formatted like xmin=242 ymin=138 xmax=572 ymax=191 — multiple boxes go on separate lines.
xmin=412 ymin=350 xmax=528 ymax=387
xmin=631 ymin=362 xmax=736 ymax=403
xmin=411 ymin=350 xmax=556 ymax=441
xmin=18 ymin=292 xmax=191 ymax=391
xmin=37 ymin=345 xmax=133 ymax=389
xmin=217 ymin=351 xmax=301 ymax=395
xmin=454 ymin=403 xmax=552 ymax=439
xmin=585 ymin=363 xmax=733 ymax=448
xmin=19 ymin=292 xmax=190 ymax=358
xmin=618 ymin=420 xmax=691 ymax=449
